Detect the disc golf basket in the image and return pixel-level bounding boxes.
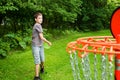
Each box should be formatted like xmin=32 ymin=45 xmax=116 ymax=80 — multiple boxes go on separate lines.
xmin=66 ymin=7 xmax=120 ymax=80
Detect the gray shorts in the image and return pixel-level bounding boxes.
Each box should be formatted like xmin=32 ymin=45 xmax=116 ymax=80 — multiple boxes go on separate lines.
xmin=32 ymin=45 xmax=44 ymax=64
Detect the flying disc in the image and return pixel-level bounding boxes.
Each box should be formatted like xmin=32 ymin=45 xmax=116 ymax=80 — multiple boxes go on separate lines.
xmin=44 ymin=43 xmax=50 ymax=49
xmin=110 ymin=7 xmax=120 ymax=39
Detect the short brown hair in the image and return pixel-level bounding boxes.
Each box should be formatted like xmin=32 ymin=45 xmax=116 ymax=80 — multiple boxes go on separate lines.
xmin=34 ymin=12 xmax=42 ymax=18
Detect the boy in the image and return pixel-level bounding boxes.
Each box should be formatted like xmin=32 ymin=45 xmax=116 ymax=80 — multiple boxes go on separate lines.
xmin=32 ymin=12 xmax=52 ymax=80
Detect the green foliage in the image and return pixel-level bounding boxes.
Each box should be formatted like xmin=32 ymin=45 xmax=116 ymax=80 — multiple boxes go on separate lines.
xmin=4 ymin=33 xmax=21 ymax=49
xmin=0 ymin=1 xmax=18 ymax=13
xmin=0 ymin=0 xmax=119 ymax=35
xmin=4 ymin=28 xmax=32 ymax=50
xmin=0 ymin=49 xmax=7 ymax=57
xmin=0 ymin=27 xmax=32 ymax=57
xmin=75 ymin=0 xmax=118 ymax=31
xmin=46 ymin=28 xmax=79 ymax=40
xmin=0 ymin=39 xmax=10 ymax=57
xmin=19 ymin=41 xmax=26 ymax=49
xmin=42 ymin=0 xmax=82 ymax=29
xmin=0 ymin=0 xmax=82 ymax=34
xmin=43 ymin=29 xmax=52 ymax=40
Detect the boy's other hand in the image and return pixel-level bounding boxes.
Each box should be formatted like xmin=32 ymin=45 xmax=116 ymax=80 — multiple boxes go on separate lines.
xmin=48 ymin=41 xmax=52 ymax=46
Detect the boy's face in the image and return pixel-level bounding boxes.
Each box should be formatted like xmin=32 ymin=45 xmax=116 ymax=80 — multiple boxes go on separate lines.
xmin=35 ymin=15 xmax=43 ymax=24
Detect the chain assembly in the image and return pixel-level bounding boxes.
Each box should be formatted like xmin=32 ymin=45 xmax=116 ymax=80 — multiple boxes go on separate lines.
xmin=66 ymin=36 xmax=120 ymax=80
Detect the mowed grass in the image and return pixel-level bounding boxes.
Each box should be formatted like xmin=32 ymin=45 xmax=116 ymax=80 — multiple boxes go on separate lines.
xmin=0 ymin=30 xmax=113 ymax=80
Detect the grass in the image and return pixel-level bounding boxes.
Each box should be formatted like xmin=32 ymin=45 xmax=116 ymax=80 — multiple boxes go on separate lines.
xmin=0 ymin=29 xmax=114 ymax=80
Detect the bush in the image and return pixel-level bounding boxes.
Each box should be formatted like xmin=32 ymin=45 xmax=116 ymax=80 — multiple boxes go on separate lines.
xmin=0 ymin=49 xmax=7 ymax=57
xmin=0 ymin=39 xmax=10 ymax=57
xmin=0 ymin=27 xmax=78 ymax=58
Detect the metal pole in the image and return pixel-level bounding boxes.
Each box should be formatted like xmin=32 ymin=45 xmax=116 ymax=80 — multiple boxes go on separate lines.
xmin=115 ymin=34 xmax=120 ymax=80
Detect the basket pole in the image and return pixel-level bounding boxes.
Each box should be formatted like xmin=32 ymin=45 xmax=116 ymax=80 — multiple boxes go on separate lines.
xmin=115 ymin=34 xmax=120 ymax=80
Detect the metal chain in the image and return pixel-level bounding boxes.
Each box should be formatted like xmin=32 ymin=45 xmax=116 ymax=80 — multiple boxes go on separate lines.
xmin=109 ymin=61 xmax=113 ymax=80
xmin=81 ymin=56 xmax=87 ymax=80
xmin=70 ymin=52 xmax=114 ymax=80
xmin=94 ymin=54 xmax=98 ymax=80
xmin=84 ymin=56 xmax=89 ymax=80
xmin=70 ymin=51 xmax=81 ymax=80
xmin=106 ymin=55 xmax=108 ymax=80
xmin=70 ymin=53 xmax=77 ymax=80
xmin=85 ymin=54 xmax=92 ymax=80
xmin=101 ymin=55 xmax=106 ymax=80
xmin=73 ymin=51 xmax=81 ymax=80
xmin=81 ymin=52 xmax=92 ymax=80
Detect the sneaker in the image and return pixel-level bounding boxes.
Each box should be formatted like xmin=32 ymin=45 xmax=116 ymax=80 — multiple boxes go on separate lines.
xmin=34 ymin=76 xmax=41 ymax=80
xmin=40 ymin=67 xmax=44 ymax=73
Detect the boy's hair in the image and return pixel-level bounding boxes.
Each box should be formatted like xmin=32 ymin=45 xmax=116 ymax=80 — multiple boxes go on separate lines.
xmin=34 ymin=12 xmax=42 ymax=19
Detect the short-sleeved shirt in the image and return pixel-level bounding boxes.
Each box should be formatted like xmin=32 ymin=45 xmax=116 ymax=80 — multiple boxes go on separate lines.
xmin=32 ymin=23 xmax=43 ymax=46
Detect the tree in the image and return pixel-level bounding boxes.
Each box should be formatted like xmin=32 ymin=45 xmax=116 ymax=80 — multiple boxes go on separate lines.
xmin=0 ymin=0 xmax=18 ymax=24
xmin=0 ymin=0 xmax=42 ymax=34
xmin=75 ymin=0 xmax=117 ymax=31
xmin=41 ymin=0 xmax=82 ymax=29
xmin=0 ymin=0 xmax=82 ymax=35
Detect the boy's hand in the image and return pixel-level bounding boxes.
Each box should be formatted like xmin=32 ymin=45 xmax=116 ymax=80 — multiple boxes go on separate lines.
xmin=48 ymin=41 xmax=52 ymax=46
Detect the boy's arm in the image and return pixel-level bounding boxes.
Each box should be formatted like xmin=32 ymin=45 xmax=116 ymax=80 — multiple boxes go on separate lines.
xmin=39 ymin=33 xmax=52 ymax=46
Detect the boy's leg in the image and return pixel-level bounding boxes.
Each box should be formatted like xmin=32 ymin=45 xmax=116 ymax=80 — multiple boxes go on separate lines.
xmin=40 ymin=62 xmax=44 ymax=68
xmin=32 ymin=46 xmax=41 ymax=79
xmin=40 ymin=46 xmax=45 ymax=73
xmin=35 ymin=64 xmax=40 ymax=77
xmin=40 ymin=62 xmax=44 ymax=73
xmin=34 ymin=64 xmax=41 ymax=80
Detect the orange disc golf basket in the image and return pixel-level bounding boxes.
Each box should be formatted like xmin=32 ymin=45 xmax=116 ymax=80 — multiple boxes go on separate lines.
xmin=66 ymin=7 xmax=120 ymax=80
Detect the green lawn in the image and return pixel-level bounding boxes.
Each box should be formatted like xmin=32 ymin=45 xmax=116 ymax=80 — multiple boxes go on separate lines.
xmin=0 ymin=30 xmax=113 ymax=80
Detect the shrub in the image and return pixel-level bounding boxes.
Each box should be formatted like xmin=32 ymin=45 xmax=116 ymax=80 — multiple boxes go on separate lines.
xmin=0 ymin=39 xmax=10 ymax=57
xmin=0 ymin=49 xmax=7 ymax=57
